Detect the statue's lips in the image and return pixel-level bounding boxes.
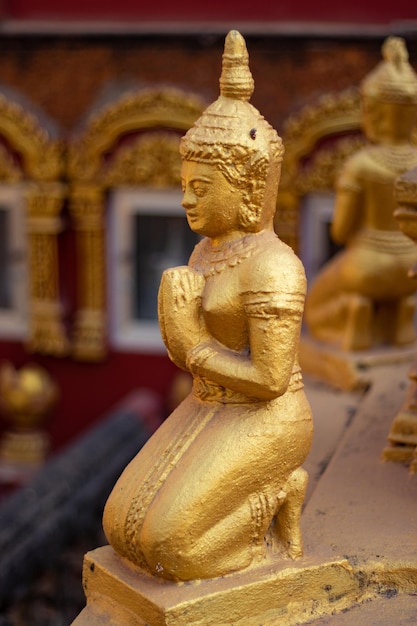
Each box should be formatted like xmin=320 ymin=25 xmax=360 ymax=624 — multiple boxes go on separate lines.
xmin=186 ymin=211 xmax=200 ymax=220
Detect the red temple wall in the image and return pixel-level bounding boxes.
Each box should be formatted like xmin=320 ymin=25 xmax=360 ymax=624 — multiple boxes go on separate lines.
xmin=5 ymin=0 xmax=417 ymax=24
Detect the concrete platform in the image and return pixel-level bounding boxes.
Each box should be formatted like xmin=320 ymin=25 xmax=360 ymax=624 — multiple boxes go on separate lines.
xmin=301 ymin=361 xmax=417 ymax=624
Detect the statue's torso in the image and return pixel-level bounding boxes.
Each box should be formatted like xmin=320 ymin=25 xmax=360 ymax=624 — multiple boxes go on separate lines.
xmin=340 ymin=144 xmax=417 ymax=233
xmin=189 ymin=230 xmax=304 ymax=353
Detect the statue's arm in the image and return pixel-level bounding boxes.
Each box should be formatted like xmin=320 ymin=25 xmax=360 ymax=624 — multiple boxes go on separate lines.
xmin=331 ymin=159 xmax=363 ymax=246
xmin=187 ymin=255 xmax=306 ymax=401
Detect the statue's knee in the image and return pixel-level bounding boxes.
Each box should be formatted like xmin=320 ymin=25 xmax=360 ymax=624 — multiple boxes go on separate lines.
xmin=140 ymin=507 xmax=194 ymax=579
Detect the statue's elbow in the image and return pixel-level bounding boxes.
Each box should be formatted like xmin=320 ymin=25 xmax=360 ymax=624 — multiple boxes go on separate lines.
xmin=255 ymin=373 xmax=289 ymax=400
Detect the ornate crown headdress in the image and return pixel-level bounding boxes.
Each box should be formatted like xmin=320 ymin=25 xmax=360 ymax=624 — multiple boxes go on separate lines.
xmin=180 ymin=30 xmax=283 ymax=186
xmin=361 ymin=36 xmax=417 ymax=104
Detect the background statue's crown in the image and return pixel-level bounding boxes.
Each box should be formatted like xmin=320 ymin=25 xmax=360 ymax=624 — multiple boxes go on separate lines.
xmin=361 ymin=36 xmax=417 ymax=104
xmin=180 ymin=30 xmax=283 ymax=170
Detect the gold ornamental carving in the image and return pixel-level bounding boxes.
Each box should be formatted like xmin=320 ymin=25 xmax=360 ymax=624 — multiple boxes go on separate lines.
xmin=276 ymin=88 xmax=362 ymax=251
xmin=0 ymin=144 xmax=22 ymax=182
xmin=68 ymin=88 xmax=204 ymax=360
xmin=0 ymin=90 xmax=67 ymax=357
xmin=277 ymin=64 xmax=417 ymax=254
xmin=26 ymin=182 xmax=69 ymax=356
xmin=296 ymin=135 xmax=366 ymax=196
xmin=103 ymin=132 xmax=182 ymax=187
xmin=69 ymin=185 xmax=106 ymax=361
xmin=69 ymin=88 xmax=205 ymax=182
xmin=0 ymin=92 xmax=64 ymax=182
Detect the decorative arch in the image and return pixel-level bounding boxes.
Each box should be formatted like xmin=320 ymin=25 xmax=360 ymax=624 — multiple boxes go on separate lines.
xmin=0 ymin=90 xmax=67 ymax=356
xmin=68 ymin=87 xmax=205 ymax=361
xmin=276 ymin=88 xmax=363 ymax=252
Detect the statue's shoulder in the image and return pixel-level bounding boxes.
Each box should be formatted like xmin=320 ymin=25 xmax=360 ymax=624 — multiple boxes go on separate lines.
xmin=337 ymin=145 xmax=374 ymax=189
xmin=245 ymin=231 xmax=306 ymax=290
xmin=339 ymin=146 xmax=370 ymax=174
xmin=253 ymin=230 xmax=301 ymax=262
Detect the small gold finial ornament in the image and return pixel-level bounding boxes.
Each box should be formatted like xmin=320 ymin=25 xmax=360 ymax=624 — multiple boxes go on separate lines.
xmin=303 ymin=36 xmax=417 ymax=361
xmin=219 ymin=29 xmax=254 ymax=100
xmin=102 ymin=30 xmax=312 ymax=583
xmin=0 ymin=362 xmax=58 ymax=482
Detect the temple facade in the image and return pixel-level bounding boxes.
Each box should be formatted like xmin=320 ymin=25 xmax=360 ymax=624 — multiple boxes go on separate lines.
xmin=0 ymin=1 xmax=417 ymax=451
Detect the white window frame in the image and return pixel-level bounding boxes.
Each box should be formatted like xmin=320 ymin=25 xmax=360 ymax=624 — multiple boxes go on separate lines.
xmin=300 ymin=192 xmax=335 ymax=286
xmin=108 ymin=187 xmax=189 ymax=353
xmin=0 ymin=184 xmax=28 ymax=340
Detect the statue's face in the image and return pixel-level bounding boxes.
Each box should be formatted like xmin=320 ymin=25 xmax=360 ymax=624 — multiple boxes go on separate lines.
xmin=181 ymin=160 xmax=242 ymax=240
xmin=361 ymin=95 xmax=381 ymax=142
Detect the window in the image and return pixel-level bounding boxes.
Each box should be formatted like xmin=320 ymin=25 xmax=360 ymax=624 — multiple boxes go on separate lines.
xmin=300 ymin=192 xmax=341 ymax=286
xmin=109 ymin=188 xmax=200 ymax=352
xmin=0 ymin=186 xmax=28 ymax=339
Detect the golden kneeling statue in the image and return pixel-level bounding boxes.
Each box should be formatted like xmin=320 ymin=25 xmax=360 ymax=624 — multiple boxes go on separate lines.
xmin=103 ymin=30 xmax=313 ymax=582
xmin=305 ymin=37 xmax=417 ymax=352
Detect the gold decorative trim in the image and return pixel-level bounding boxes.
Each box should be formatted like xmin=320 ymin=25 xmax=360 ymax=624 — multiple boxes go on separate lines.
xmin=26 ymin=182 xmax=69 ymax=356
xmin=296 ymin=136 xmax=366 ymax=196
xmin=276 ymin=88 xmax=417 ymax=252
xmin=0 ymin=92 xmax=67 ymax=357
xmin=68 ymin=88 xmax=205 ymax=360
xmin=0 ymin=93 xmax=64 ymax=182
xmin=0 ymin=144 xmax=22 ymax=182
xmin=103 ymin=132 xmax=182 ymax=188
xmin=69 ymin=88 xmax=205 ymax=182
xmin=276 ymin=88 xmax=362 ymax=252
xmin=69 ymin=185 xmax=106 ymax=362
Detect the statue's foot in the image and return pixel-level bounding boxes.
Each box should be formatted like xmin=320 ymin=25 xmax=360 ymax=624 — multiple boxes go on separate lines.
xmin=274 ymin=467 xmax=308 ymax=560
xmin=343 ymin=295 xmax=373 ymax=351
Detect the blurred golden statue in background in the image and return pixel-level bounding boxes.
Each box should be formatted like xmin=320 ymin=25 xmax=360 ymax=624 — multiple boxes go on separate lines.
xmin=305 ymin=37 xmax=417 ymax=352
xmin=382 ymin=165 xmax=417 ymax=470
xmin=103 ymin=30 xmax=313 ymax=582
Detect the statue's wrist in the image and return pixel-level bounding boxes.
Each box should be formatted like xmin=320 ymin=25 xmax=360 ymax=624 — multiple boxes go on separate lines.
xmin=187 ymin=343 xmax=217 ymax=372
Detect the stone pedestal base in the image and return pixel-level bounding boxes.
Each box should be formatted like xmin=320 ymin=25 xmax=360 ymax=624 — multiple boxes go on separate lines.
xmin=299 ymin=335 xmax=415 ymax=391
xmin=72 ymin=546 xmax=359 ymax=626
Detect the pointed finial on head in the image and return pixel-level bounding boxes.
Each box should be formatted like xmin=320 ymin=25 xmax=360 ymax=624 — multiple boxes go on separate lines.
xmin=361 ymin=35 xmax=417 ymax=103
xmin=219 ymin=30 xmax=254 ymax=102
xmin=382 ymin=36 xmax=409 ymax=70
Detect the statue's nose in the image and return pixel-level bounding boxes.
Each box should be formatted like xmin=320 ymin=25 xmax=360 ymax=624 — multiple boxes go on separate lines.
xmin=182 ymin=188 xmax=197 ymax=209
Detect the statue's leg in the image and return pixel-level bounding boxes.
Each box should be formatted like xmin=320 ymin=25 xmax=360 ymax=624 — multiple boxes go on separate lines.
xmin=272 ymin=467 xmax=309 ymax=560
xmin=342 ymin=294 xmax=373 ymax=350
xmin=139 ymin=478 xmax=277 ymax=580
xmin=393 ymin=295 xmax=416 ymax=346
xmin=139 ymin=403 xmax=312 ymax=581
xmin=103 ymin=394 xmax=215 ymax=568
xmin=305 ymin=254 xmax=347 ymax=346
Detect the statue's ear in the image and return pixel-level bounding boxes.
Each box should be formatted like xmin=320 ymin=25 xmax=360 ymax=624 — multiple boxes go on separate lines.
xmin=239 ymin=180 xmax=264 ymax=231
